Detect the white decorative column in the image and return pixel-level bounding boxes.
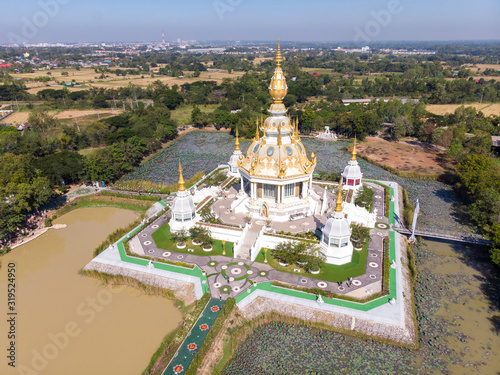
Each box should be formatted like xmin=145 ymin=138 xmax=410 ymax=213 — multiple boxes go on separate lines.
xmin=302 ymin=181 xmax=308 ymax=198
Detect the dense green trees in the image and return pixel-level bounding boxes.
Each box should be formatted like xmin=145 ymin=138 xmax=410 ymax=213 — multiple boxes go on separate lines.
xmin=456 ymin=155 xmax=500 ymax=265
xmin=0 ymin=154 xmax=53 ymax=238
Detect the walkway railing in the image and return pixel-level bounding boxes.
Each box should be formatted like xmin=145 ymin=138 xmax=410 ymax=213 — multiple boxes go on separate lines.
xmin=395 ymin=227 xmax=490 ymax=245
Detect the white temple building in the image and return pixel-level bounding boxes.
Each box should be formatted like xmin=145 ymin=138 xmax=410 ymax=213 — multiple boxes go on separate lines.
xmin=320 ymin=184 xmax=354 ymax=265
xmin=169 ymin=162 xmax=198 ymax=233
xmin=341 ymin=137 xmax=363 ymax=191
xmin=231 ymin=42 xmax=318 ymax=222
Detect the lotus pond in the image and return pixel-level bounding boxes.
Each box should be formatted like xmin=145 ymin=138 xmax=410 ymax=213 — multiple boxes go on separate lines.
xmin=222 ymin=240 xmax=500 ymax=375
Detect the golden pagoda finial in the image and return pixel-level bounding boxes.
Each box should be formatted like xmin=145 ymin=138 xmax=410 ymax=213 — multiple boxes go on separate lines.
xmin=274 ymin=39 xmax=283 ymax=66
xmin=335 ymin=179 xmax=343 ymax=213
xmin=178 ymin=160 xmax=185 ymax=192
xmin=235 ymin=127 xmax=240 ymax=151
xmin=254 ymin=119 xmax=260 ymax=141
xmin=268 ymin=40 xmax=287 ymax=106
xmin=351 ymin=135 xmax=357 ymax=161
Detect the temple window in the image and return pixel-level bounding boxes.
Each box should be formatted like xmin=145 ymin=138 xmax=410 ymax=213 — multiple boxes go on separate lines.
xmin=263 ymin=184 xmax=276 ymax=199
xmin=284 ymin=183 xmax=295 ymax=198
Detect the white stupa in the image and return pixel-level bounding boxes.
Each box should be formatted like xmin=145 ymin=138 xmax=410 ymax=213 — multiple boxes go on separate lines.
xmin=320 ymin=183 xmax=353 ymax=265
xmin=342 ymin=137 xmax=362 ymax=191
xmin=228 ymin=128 xmax=242 ymax=177
xmin=169 ymin=161 xmax=198 ymax=233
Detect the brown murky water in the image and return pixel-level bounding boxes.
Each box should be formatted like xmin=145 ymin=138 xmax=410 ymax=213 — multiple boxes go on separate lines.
xmin=420 ymin=240 xmax=500 ymax=375
xmin=0 ymin=207 xmax=182 ymax=375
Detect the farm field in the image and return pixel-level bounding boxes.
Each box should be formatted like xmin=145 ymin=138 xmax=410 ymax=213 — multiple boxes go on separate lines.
xmin=355 ymin=138 xmax=449 ymax=176
xmin=462 ymin=63 xmax=500 ymax=72
xmin=12 ymin=68 xmax=245 ymax=93
xmin=253 ymin=57 xmax=273 ymax=65
xmin=2 ymin=109 xmax=122 ymax=126
xmin=426 ymin=103 xmax=500 ymax=116
xmin=170 ymin=104 xmax=218 ymax=125
xmin=1 ymin=111 xmax=30 ymax=124
xmin=55 ymin=109 xmax=123 ymax=119
xmin=473 ymin=75 xmax=500 ymax=82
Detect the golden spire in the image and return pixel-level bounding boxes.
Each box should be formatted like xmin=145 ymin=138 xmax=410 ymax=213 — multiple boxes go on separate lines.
xmin=351 ymin=135 xmax=357 ymax=161
xmin=274 ymin=39 xmax=284 ymax=66
xmin=178 ymin=160 xmax=185 ymax=192
xmin=335 ymin=180 xmax=343 ymax=213
xmin=254 ymin=118 xmax=260 ymax=141
xmin=235 ymin=127 xmax=240 ymax=151
xmin=269 ymin=41 xmax=287 ymax=106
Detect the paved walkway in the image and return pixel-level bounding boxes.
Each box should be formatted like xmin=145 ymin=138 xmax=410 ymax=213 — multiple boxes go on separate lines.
xmin=137 ymin=192 xmax=390 ymax=301
xmin=163 ymin=298 xmax=225 ymax=375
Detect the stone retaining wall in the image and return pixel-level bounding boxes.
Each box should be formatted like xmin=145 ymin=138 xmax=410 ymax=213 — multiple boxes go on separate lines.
xmin=83 ymin=260 xmax=197 ymax=306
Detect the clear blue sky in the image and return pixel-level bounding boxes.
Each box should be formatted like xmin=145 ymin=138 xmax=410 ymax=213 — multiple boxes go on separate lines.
xmin=1 ymin=0 xmax=499 ymax=44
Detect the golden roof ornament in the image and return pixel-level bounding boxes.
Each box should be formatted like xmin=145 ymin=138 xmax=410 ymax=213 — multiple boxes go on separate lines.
xmin=235 ymin=127 xmax=240 ymax=151
xmin=274 ymin=39 xmax=284 ymax=65
xmin=268 ymin=41 xmax=288 ymax=107
xmin=335 ymin=180 xmax=343 ymax=213
xmin=178 ymin=160 xmax=185 ymax=192
xmin=351 ymin=136 xmax=357 ymax=161
xmin=294 ymin=118 xmax=300 ymax=141
xmin=254 ymin=119 xmax=260 ymax=141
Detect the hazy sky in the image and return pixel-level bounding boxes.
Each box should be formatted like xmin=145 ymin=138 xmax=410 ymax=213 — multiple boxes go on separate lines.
xmin=1 ymin=0 xmax=499 ymax=44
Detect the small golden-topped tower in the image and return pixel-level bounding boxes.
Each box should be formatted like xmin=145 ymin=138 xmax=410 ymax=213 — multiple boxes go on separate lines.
xmin=341 ymin=136 xmax=363 ymax=190
xmin=169 ymin=160 xmax=197 ymax=232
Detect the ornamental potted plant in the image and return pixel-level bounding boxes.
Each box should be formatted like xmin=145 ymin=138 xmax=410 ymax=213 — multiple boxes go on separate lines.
xmin=172 ymin=229 xmax=188 ymax=249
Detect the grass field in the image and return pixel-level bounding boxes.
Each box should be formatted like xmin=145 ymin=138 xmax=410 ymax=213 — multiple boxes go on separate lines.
xmin=170 ymin=104 xmax=219 ymax=125
xmin=426 ymin=103 xmax=500 ymax=116
xmin=254 ymin=241 xmax=368 ymax=283
xmin=151 ymin=222 xmax=234 ymax=257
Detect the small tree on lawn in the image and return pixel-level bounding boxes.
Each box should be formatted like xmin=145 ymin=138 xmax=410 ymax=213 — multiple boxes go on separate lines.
xmin=171 ymin=229 xmax=188 ymax=245
xmin=189 ymin=225 xmax=213 ymax=246
xmin=271 ymin=241 xmax=301 ymax=265
xmin=272 ymin=241 xmax=325 ymax=271
xmin=351 ymin=223 xmax=370 ymax=247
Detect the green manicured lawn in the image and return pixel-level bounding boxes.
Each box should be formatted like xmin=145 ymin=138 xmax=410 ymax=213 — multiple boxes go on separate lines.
xmin=151 ymin=222 xmax=234 ymax=257
xmin=254 ymin=242 xmax=368 ymax=283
